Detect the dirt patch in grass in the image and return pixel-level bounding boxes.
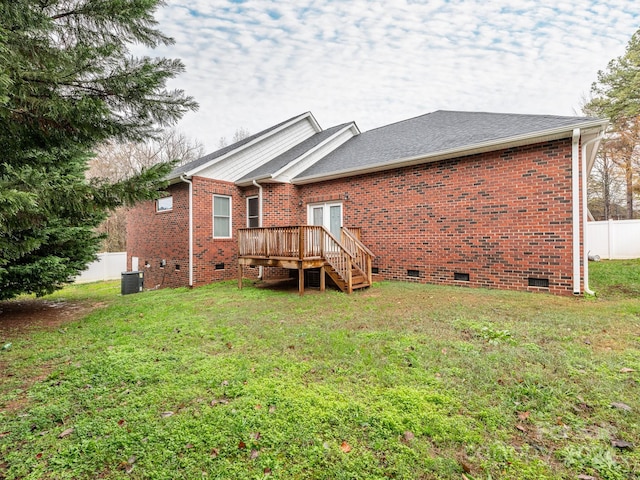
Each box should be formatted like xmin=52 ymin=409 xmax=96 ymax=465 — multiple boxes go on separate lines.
xmin=0 ymin=299 xmax=101 ymax=414
xmin=0 ymin=299 xmax=97 ymax=336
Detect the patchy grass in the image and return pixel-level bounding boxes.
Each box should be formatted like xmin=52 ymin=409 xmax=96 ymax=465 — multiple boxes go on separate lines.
xmin=1 ymin=262 xmax=639 ymax=479
xmin=590 ymin=258 xmax=640 ymax=298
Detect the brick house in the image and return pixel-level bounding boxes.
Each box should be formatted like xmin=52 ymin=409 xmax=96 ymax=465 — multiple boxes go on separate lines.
xmin=127 ymin=110 xmax=607 ymax=295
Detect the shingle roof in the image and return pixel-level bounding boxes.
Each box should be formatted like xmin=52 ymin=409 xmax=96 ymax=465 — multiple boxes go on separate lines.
xmin=237 ymin=123 xmax=353 ymax=183
xmin=168 ymin=112 xmax=311 ymax=179
xmin=294 ymin=110 xmax=606 ymax=181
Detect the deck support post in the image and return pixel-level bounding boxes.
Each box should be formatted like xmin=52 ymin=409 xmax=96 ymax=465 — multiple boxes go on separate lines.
xmin=320 ymin=264 xmax=326 ymax=292
xmin=238 ymin=264 xmax=243 ymax=289
xmin=298 ymin=263 xmax=304 ymax=296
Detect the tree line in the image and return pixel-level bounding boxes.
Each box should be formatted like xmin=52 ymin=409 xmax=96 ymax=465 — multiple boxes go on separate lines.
xmin=585 ymin=30 xmax=640 ymax=220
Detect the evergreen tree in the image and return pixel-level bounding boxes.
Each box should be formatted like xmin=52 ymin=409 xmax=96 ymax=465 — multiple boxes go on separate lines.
xmin=0 ymin=0 xmax=198 ymax=300
xmin=586 ymin=28 xmax=640 ymax=219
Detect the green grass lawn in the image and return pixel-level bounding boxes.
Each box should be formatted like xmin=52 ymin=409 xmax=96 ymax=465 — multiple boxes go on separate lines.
xmin=1 ymin=260 xmax=639 ymax=479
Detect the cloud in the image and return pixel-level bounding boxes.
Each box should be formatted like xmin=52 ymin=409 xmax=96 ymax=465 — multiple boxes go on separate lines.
xmin=139 ymin=0 xmax=639 ymax=151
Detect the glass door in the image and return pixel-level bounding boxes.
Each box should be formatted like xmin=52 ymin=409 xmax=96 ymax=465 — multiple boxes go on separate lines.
xmin=309 ymin=202 xmax=342 ymax=238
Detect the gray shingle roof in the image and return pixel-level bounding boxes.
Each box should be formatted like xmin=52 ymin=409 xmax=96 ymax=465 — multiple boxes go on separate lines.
xmin=237 ymin=123 xmax=353 ymax=183
xmin=168 ymin=112 xmax=311 ymax=179
xmin=294 ymin=110 xmax=606 ymax=181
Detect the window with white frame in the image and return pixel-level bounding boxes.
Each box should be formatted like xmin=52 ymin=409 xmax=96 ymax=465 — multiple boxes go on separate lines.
xmin=247 ymin=196 xmax=259 ymax=228
xmin=156 ymin=196 xmax=173 ymax=212
xmin=213 ymin=195 xmax=232 ymax=238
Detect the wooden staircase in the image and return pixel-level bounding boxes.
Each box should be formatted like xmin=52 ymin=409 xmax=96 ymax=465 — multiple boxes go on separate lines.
xmin=324 ymin=262 xmax=370 ymax=293
xmin=322 ymin=227 xmax=374 ymax=294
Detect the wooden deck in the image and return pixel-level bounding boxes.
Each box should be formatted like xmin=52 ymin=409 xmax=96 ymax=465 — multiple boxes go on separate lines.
xmin=238 ymin=226 xmax=374 ymax=295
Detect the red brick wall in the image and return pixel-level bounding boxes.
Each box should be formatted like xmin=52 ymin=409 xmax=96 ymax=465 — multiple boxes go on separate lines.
xmin=127 ymin=138 xmax=584 ymax=295
xmin=261 ymin=183 xmax=300 ymax=226
xmin=191 ymin=177 xmax=243 ymax=285
xmin=296 ymin=138 xmax=583 ymax=295
xmin=126 ymin=182 xmax=190 ymax=289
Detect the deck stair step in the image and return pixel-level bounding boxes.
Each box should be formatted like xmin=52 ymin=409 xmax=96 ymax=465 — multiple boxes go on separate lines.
xmin=324 ymin=263 xmax=370 ymax=293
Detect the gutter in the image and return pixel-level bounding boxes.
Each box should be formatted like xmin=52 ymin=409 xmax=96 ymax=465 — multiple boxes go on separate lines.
xmin=581 ymin=131 xmax=605 ymax=295
xmin=252 ymin=180 xmax=264 ymax=279
xmin=179 ymin=175 xmax=194 ymax=287
xmin=252 ymin=180 xmax=263 ymax=227
xmin=571 ymin=129 xmax=581 ymax=295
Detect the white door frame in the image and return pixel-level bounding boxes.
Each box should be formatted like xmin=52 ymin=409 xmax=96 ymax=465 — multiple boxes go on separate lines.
xmin=307 ymin=202 xmax=343 ymax=238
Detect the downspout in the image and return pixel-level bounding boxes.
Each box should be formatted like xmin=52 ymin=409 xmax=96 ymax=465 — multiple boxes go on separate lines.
xmin=252 ymin=180 xmax=263 ymax=279
xmin=571 ymin=129 xmax=581 ymax=295
xmin=581 ymin=131 xmax=605 ymax=295
xmin=179 ymin=175 xmax=193 ymax=287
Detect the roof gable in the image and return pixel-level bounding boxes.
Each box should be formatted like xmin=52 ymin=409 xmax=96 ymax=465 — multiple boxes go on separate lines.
xmin=168 ymin=112 xmax=321 ymax=182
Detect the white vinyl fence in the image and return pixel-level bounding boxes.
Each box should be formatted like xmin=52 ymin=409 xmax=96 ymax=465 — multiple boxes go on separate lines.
xmin=74 ymin=252 xmax=127 ymax=283
xmin=587 ymin=219 xmax=640 ymax=260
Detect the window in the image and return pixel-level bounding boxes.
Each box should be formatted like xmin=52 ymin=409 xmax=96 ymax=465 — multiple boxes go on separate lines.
xmin=247 ymin=196 xmax=259 ymax=228
xmin=156 ymin=196 xmax=173 ymax=212
xmin=213 ymin=195 xmax=231 ymax=238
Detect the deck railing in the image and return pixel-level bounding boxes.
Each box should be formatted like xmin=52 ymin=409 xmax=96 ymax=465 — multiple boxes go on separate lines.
xmin=239 ymin=226 xmax=330 ymax=259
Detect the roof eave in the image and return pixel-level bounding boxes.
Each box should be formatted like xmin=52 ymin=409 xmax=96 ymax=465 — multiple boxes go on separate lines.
xmin=292 ymin=120 xmax=608 ymax=185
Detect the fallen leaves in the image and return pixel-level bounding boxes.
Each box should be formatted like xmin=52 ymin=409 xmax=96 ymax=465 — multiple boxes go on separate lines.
xmin=58 ymin=427 xmax=74 ymax=439
xmin=402 ymin=431 xmax=415 ymax=442
xmin=610 ymin=402 xmax=632 ymax=412
xmin=160 ymin=411 xmax=174 ymax=418
xmin=619 ymin=367 xmax=635 ymax=373
xmin=611 ymin=439 xmax=634 ymax=450
xmin=340 ymin=441 xmax=352 ymax=453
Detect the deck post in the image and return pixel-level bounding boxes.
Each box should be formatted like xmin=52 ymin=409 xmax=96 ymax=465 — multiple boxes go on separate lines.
xmin=238 ymin=264 xmax=243 ymax=289
xmin=298 ymin=263 xmax=304 ymax=296
xmin=320 ymin=264 xmax=326 ymax=292
xmin=299 ymin=226 xmax=305 ymax=259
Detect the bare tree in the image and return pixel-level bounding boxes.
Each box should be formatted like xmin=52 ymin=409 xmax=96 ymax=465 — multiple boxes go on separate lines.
xmin=87 ymin=129 xmax=205 ymax=251
xmin=89 ymin=129 xmax=204 ymax=182
xmin=217 ymin=127 xmax=251 ymax=148
xmin=588 ymin=138 xmax=627 ymax=220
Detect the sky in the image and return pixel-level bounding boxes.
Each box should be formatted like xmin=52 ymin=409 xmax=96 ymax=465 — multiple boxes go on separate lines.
xmin=140 ymin=0 xmax=640 ymax=151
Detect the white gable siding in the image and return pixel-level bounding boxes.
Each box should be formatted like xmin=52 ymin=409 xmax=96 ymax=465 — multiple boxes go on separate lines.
xmin=275 ymin=127 xmax=357 ymax=182
xmin=197 ymin=119 xmax=318 ymax=182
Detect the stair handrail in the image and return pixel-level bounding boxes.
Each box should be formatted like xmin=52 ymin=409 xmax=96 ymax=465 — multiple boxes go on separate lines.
xmin=342 ymin=227 xmax=375 ymax=257
xmin=341 ymin=227 xmax=375 ymax=287
xmin=318 ymin=227 xmax=355 ymax=290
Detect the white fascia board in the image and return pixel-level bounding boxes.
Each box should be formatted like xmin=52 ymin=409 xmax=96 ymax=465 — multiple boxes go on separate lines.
xmin=271 ymin=123 xmax=359 ymax=181
xmin=184 ymin=112 xmax=322 ymax=178
xmin=292 ymin=120 xmax=609 ymax=185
